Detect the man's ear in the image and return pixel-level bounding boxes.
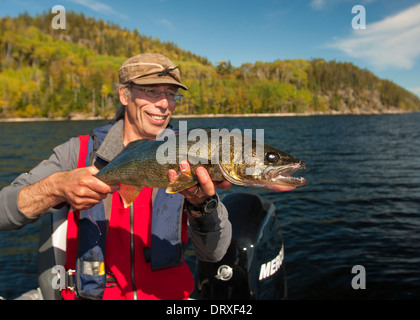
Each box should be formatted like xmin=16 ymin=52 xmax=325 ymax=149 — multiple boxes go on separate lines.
xmin=119 ymin=86 xmax=129 ymax=106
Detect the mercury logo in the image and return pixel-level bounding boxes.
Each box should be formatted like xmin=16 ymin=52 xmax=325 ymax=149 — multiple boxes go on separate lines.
xmin=215 ymin=265 xmax=233 ymax=281
xmin=259 ymin=245 xmax=284 ymax=281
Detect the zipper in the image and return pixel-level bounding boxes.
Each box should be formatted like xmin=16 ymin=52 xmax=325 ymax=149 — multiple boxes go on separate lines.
xmin=130 ymin=203 xmax=137 ymax=300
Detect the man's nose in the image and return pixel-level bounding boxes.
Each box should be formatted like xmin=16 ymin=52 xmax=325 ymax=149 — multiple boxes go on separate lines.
xmin=154 ymin=94 xmax=169 ymax=108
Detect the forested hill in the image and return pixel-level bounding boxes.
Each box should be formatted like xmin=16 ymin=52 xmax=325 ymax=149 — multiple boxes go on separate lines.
xmin=1 ymin=12 xmax=419 ymax=119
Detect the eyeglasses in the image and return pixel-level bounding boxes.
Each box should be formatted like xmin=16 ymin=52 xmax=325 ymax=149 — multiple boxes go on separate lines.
xmin=131 ymin=85 xmax=184 ymax=102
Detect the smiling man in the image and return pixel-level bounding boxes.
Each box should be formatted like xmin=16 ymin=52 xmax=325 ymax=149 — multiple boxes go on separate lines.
xmin=118 ymin=53 xmax=188 ymax=143
xmin=0 ymin=53 xmax=233 ymax=300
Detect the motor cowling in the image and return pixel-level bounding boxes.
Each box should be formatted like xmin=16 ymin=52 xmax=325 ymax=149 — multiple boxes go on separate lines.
xmin=195 ymin=192 xmax=287 ymax=300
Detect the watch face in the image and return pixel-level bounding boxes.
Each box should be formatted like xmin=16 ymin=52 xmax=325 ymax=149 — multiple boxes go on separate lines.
xmin=204 ymin=198 xmax=218 ymax=213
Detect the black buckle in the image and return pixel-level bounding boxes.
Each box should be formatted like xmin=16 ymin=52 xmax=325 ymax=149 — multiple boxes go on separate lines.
xmin=66 ymin=269 xmax=75 ymax=291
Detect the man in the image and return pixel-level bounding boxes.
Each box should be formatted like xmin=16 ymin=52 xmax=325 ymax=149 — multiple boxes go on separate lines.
xmin=0 ymin=53 xmax=233 ymax=300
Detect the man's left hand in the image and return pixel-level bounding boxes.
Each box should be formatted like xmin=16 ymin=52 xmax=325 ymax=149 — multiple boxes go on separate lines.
xmin=168 ymin=160 xmax=233 ymax=205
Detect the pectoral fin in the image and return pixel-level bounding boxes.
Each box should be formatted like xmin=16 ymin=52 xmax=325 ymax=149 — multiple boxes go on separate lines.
xmin=166 ymin=166 xmax=197 ymax=193
xmin=118 ymin=184 xmax=143 ymax=208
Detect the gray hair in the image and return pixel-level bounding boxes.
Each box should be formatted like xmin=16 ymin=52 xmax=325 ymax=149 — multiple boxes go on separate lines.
xmin=113 ymin=82 xmax=132 ymax=121
xmin=118 ymin=82 xmax=132 ymax=99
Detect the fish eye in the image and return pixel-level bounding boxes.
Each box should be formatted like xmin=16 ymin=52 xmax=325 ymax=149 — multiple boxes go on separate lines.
xmin=266 ymin=152 xmax=279 ymax=163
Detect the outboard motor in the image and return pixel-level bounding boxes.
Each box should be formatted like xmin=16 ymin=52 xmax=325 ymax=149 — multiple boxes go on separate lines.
xmin=195 ymin=192 xmax=287 ymax=300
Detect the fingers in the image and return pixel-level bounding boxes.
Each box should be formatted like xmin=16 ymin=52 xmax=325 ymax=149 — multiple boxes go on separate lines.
xmin=168 ymin=161 xmax=234 ymax=205
xmin=174 ymin=161 xmax=223 ymax=205
xmin=81 ymin=167 xmax=116 ymax=194
xmin=63 ymin=166 xmax=118 ymax=210
xmin=168 ymin=168 xmax=177 ymax=182
xmin=195 ymin=166 xmax=216 ymax=196
xmin=214 ymin=180 xmax=234 ymax=190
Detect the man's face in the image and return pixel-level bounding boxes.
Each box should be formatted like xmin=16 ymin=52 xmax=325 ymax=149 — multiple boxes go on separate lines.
xmin=120 ymin=84 xmax=178 ymax=143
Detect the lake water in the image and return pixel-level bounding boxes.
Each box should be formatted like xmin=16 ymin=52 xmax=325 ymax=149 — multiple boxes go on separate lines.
xmin=0 ymin=114 xmax=419 ymax=300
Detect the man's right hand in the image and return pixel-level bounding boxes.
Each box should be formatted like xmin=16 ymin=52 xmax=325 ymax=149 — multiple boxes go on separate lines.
xmin=18 ymin=166 xmax=119 ymax=218
xmin=57 ymin=166 xmax=119 ymax=211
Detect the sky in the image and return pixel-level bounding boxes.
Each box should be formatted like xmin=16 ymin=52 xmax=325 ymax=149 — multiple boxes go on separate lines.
xmin=1 ymin=0 xmax=420 ymax=97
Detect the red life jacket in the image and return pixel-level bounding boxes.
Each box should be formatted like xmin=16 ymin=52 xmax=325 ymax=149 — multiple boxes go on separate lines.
xmin=61 ymin=133 xmax=194 ymax=300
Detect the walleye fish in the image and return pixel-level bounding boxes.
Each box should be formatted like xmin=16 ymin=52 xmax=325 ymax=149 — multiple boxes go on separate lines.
xmin=96 ymin=129 xmax=306 ymax=207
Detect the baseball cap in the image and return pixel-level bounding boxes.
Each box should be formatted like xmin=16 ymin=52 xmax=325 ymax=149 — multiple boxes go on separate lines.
xmin=118 ymin=53 xmax=188 ymax=90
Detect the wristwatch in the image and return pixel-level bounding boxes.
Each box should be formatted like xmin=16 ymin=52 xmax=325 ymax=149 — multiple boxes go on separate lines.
xmin=185 ymin=194 xmax=219 ymax=218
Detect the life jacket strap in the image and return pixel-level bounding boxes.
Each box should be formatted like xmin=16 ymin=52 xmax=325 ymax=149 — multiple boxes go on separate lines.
xmin=65 ymin=269 xmax=117 ymax=291
xmin=66 ymin=269 xmax=75 ymax=291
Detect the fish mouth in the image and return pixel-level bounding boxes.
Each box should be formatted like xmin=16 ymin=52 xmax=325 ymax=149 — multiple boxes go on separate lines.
xmin=263 ymin=161 xmax=307 ymax=188
xmin=219 ymin=160 xmax=307 ymax=191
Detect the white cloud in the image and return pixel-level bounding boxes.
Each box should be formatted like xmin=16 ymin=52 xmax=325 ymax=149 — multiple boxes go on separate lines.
xmin=155 ymin=19 xmax=175 ymax=30
xmin=310 ymin=0 xmax=327 ymax=11
xmin=327 ymin=3 xmax=420 ymax=70
xmin=69 ymin=0 xmax=128 ymax=20
xmin=311 ymin=0 xmax=379 ymax=11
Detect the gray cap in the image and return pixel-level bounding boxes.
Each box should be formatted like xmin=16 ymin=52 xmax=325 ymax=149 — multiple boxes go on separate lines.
xmin=118 ymin=53 xmax=188 ymax=90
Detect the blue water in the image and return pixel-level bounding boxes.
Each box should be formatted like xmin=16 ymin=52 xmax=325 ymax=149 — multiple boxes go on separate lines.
xmin=1 ymin=114 xmax=420 ymax=299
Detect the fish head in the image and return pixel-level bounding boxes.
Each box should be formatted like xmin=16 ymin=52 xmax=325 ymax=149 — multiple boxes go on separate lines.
xmin=258 ymin=143 xmax=307 ymax=190
xmin=218 ymin=141 xmax=307 ymax=191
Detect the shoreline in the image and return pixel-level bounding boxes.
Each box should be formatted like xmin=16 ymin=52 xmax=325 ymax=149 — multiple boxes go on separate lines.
xmin=0 ymin=110 xmax=416 ymax=122
xmin=172 ymin=109 xmax=414 ymax=118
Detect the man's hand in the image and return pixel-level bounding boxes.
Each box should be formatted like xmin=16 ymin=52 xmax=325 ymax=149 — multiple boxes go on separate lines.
xmin=18 ymin=166 xmax=118 ymax=218
xmin=56 ymin=166 xmax=119 ymax=211
xmin=168 ymin=160 xmax=233 ymax=205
